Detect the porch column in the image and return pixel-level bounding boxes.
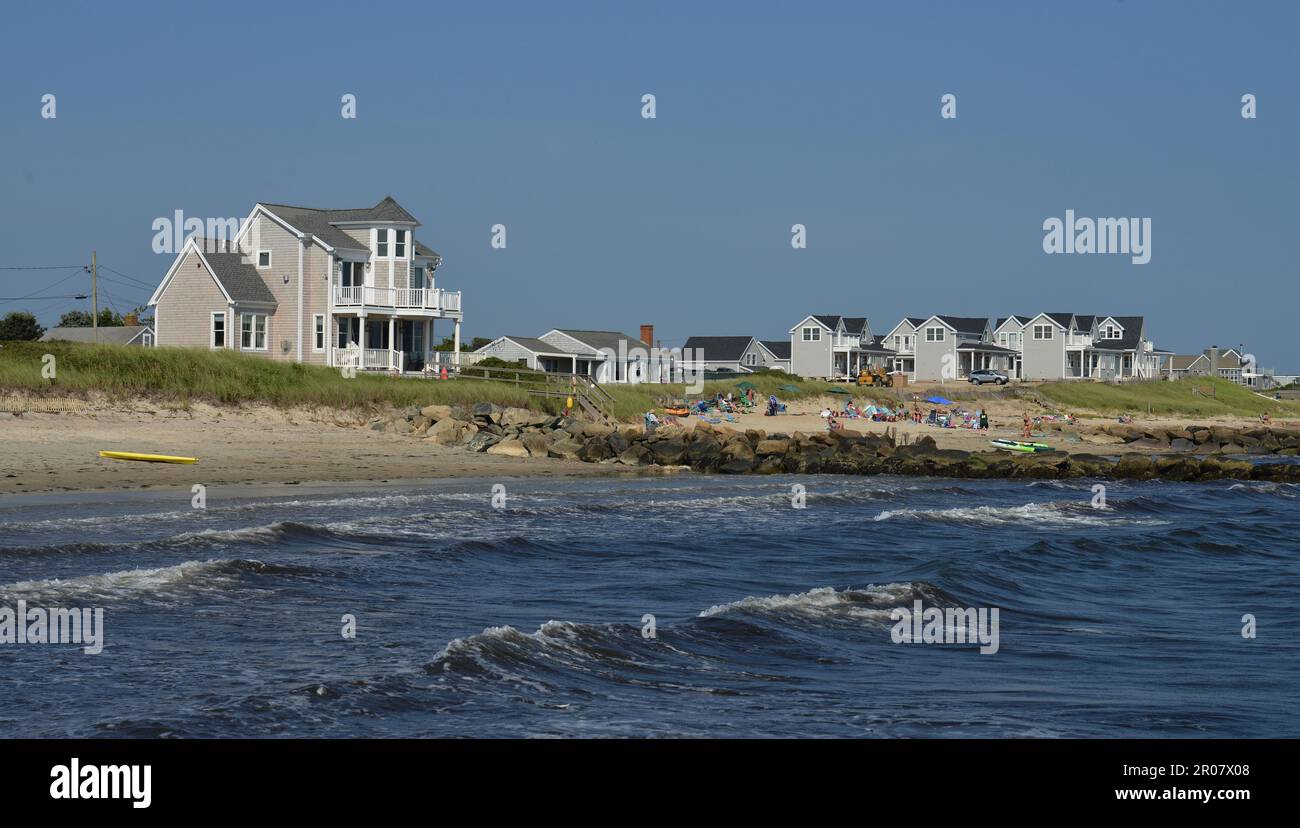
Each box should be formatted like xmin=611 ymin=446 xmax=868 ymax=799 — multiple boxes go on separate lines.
xmin=358 ymin=311 xmax=367 ymax=368
xmin=388 ymin=316 xmax=396 ymax=370
xmin=453 ymin=318 xmax=461 ymax=367
xmin=424 ymin=319 xmax=431 ymax=367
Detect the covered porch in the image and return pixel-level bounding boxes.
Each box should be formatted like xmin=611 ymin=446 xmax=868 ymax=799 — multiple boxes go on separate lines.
xmin=956 ymin=343 xmax=1016 ymax=378
xmin=332 ymin=313 xmax=462 ymax=373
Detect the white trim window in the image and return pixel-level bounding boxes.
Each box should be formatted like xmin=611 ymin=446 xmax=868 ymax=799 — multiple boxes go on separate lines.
xmin=1034 ymin=325 xmax=1054 ymax=340
xmin=395 ymin=230 xmax=407 ymax=258
xmin=340 ymin=261 xmax=363 ymax=287
xmin=926 ymin=326 xmax=945 ymax=342
xmin=257 ymin=250 xmax=271 ymax=268
xmin=142 ymin=332 xmax=154 ymax=347
xmin=1104 ymin=325 xmax=1121 ymax=339
xmin=211 ymin=312 xmax=226 ymax=349
xmin=313 ymin=314 xmax=326 ymax=352
xmin=802 ymin=326 xmax=821 ymax=342
xmin=377 ymin=229 xmax=389 ymax=257
xmin=241 ymin=313 xmax=268 ymax=350
xmin=744 ymin=352 xmax=758 ymax=366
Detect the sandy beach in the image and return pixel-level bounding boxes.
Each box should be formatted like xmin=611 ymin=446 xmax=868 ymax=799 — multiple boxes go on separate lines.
xmin=1 ymin=390 xmax=1288 ymax=496
xmin=0 ymin=402 xmax=626 ymax=496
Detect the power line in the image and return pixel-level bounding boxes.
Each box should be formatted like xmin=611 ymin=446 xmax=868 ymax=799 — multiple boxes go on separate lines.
xmin=97 ymin=264 xmax=156 ymax=290
xmin=0 ymin=265 xmax=86 ymax=271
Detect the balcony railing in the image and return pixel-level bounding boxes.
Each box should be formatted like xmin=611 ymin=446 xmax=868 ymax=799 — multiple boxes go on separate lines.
xmin=334 ymin=285 xmax=462 ymax=313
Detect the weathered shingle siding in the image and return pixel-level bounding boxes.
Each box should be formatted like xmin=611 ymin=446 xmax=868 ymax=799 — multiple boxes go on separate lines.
xmin=245 ymin=214 xmax=304 ymax=361
xmin=478 ymin=339 xmax=538 ymax=367
xmin=790 ymin=327 xmax=831 ymax=377
xmin=155 ymin=249 xmax=228 ymax=348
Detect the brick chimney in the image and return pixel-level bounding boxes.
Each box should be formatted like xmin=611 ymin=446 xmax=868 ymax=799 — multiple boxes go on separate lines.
xmin=640 ymin=324 xmax=654 ymax=347
xmin=124 ymin=311 xmax=139 ymax=326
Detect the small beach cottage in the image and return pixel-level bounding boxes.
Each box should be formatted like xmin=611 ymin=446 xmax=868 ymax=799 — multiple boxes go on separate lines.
xmin=474 ymin=328 xmax=659 ymax=383
xmin=679 ymin=336 xmax=784 ymax=373
xmin=788 ymin=315 xmax=894 ymax=379
xmin=148 ymin=197 xmax=463 ymax=373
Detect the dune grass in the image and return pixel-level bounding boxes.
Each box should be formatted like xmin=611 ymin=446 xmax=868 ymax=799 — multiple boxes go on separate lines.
xmin=1036 ymin=376 xmax=1300 ymax=418
xmin=0 ymin=342 xmax=837 ymax=420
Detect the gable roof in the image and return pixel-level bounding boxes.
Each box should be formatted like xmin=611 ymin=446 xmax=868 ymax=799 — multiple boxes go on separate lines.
xmin=810 ymin=314 xmax=843 ymax=331
xmin=549 ymin=329 xmax=650 ymax=353
xmin=41 ymin=325 xmax=153 ymax=345
xmin=148 ymin=237 xmax=277 ymax=307
xmin=761 ymin=340 xmax=791 ymax=360
xmin=995 ymin=315 xmax=1032 ymax=330
xmin=257 ymin=197 xmax=437 ymax=260
xmin=841 ymin=317 xmax=869 ymax=335
xmin=682 ymin=336 xmax=756 ymax=362
xmin=481 ymin=335 xmax=574 ymax=355
xmin=1168 ymin=354 xmax=1205 ymax=371
xmin=203 ymin=250 xmax=279 ymax=304
xmin=930 ymin=315 xmax=989 ymax=336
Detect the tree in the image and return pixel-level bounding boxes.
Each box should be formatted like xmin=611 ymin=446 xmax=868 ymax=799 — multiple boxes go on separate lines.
xmin=433 ymin=335 xmax=492 ymax=352
xmin=0 ymin=311 xmax=45 ymax=341
xmin=58 ymin=310 xmax=94 ymax=327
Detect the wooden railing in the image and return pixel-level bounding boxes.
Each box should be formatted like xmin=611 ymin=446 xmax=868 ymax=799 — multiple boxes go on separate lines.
xmin=451 ymin=365 xmax=614 ymax=423
xmin=334 ymin=285 xmax=462 ymax=313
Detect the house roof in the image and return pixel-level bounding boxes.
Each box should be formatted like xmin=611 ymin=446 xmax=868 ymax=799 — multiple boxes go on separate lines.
xmin=1043 ymin=313 xmax=1076 ymax=328
xmin=995 ymin=315 xmax=1032 ymax=329
xmin=682 ymin=336 xmax=755 ymax=362
xmin=761 ymin=340 xmax=791 ymax=360
xmin=842 ymin=317 xmax=869 ymax=335
xmin=810 ymin=315 xmax=843 ymax=330
xmin=41 ymin=325 xmax=152 ymax=345
xmin=258 ymin=197 xmax=438 ymax=260
xmin=932 ymin=315 xmax=989 ymax=335
xmin=203 ymin=250 xmax=279 ymax=304
xmin=551 ymin=329 xmax=650 ymax=353
xmin=493 ymin=336 xmax=570 ymax=354
xmin=1168 ymin=354 xmax=1204 ymax=370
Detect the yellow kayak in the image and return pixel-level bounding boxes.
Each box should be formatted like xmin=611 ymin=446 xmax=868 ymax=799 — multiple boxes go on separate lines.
xmin=99 ymin=450 xmax=198 ymax=464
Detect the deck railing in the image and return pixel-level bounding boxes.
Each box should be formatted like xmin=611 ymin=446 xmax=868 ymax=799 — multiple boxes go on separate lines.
xmin=334 ymin=285 xmax=462 ymax=313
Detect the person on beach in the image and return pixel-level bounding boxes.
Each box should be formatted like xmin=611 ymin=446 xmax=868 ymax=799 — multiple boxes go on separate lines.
xmin=980 ymin=409 xmax=989 ymax=430
xmin=1022 ymin=412 xmax=1033 ymax=438
xmin=644 ymin=410 xmax=660 ymax=435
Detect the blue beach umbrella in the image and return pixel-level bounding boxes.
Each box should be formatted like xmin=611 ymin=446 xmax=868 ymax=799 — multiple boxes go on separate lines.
xmin=925 ymin=396 xmax=953 ymax=405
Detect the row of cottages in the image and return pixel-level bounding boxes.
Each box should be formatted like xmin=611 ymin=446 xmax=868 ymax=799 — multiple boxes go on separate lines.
xmin=788 ymin=312 xmax=1165 ymax=381
xmin=474 ymin=327 xmax=662 ymax=384
xmin=1165 ymin=346 xmax=1276 ymax=388
xmin=678 ymin=336 xmax=791 ymax=374
xmin=149 ymin=197 xmax=463 ymax=373
xmin=882 ymin=313 xmax=1165 ymax=381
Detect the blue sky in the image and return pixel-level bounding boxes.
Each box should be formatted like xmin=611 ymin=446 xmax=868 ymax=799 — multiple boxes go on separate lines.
xmin=2 ymin=1 xmax=1296 ymax=368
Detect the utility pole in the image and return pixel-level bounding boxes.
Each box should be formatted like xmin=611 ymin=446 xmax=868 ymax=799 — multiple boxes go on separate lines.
xmin=91 ymin=250 xmax=99 ymax=344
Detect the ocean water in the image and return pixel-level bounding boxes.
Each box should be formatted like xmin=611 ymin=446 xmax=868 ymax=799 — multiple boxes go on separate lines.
xmin=1 ymin=473 xmax=1297 ymax=738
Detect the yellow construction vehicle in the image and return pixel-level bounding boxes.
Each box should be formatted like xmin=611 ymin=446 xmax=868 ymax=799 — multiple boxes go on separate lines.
xmin=856 ymin=366 xmax=893 ymax=387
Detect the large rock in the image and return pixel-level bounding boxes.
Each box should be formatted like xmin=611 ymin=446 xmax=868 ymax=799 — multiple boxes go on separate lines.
xmin=423 ymin=417 xmax=468 ymax=445
xmin=578 ymin=438 xmax=611 ymax=462
xmin=755 ymin=438 xmax=791 ymax=456
xmin=547 ymin=437 xmax=583 ymax=460
xmin=486 ymin=438 xmax=530 ymax=458
xmin=464 ymin=431 xmax=503 ymax=452
xmin=650 ymin=440 xmax=687 ymax=465
xmin=421 ymin=404 xmax=453 ymax=421
xmin=1114 ymin=453 xmax=1153 ymax=479
xmin=617 ymin=445 xmax=652 ymax=466
xmin=520 ymin=432 xmax=550 ymax=457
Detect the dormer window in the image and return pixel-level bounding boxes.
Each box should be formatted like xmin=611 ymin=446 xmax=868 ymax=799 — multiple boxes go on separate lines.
xmin=257 ymin=250 xmax=271 ymax=268
xmin=1105 ymin=326 xmax=1120 ymax=339
xmin=395 ymin=230 xmax=407 ymax=258
xmin=377 ymin=229 xmax=389 ymax=257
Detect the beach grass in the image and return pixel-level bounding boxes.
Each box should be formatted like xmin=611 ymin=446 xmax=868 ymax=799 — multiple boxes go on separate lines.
xmin=0 ymin=342 xmax=835 ymax=419
xmin=1036 ymin=376 xmax=1300 ymax=418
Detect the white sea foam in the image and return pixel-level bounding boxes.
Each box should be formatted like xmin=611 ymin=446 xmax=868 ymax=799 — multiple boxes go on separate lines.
xmin=0 ymin=559 xmax=271 ymax=604
xmin=871 ymin=501 xmax=1168 ymax=527
xmin=699 ymin=583 xmax=930 ymax=621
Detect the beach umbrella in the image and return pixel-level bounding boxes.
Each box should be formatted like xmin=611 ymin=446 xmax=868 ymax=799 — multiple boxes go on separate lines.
xmin=925 ymin=395 xmax=953 ymax=405
xmin=735 ymin=381 xmax=757 ymax=390
xmin=826 ymin=386 xmax=851 ymax=395
xmin=778 ymin=384 xmax=800 ymax=394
